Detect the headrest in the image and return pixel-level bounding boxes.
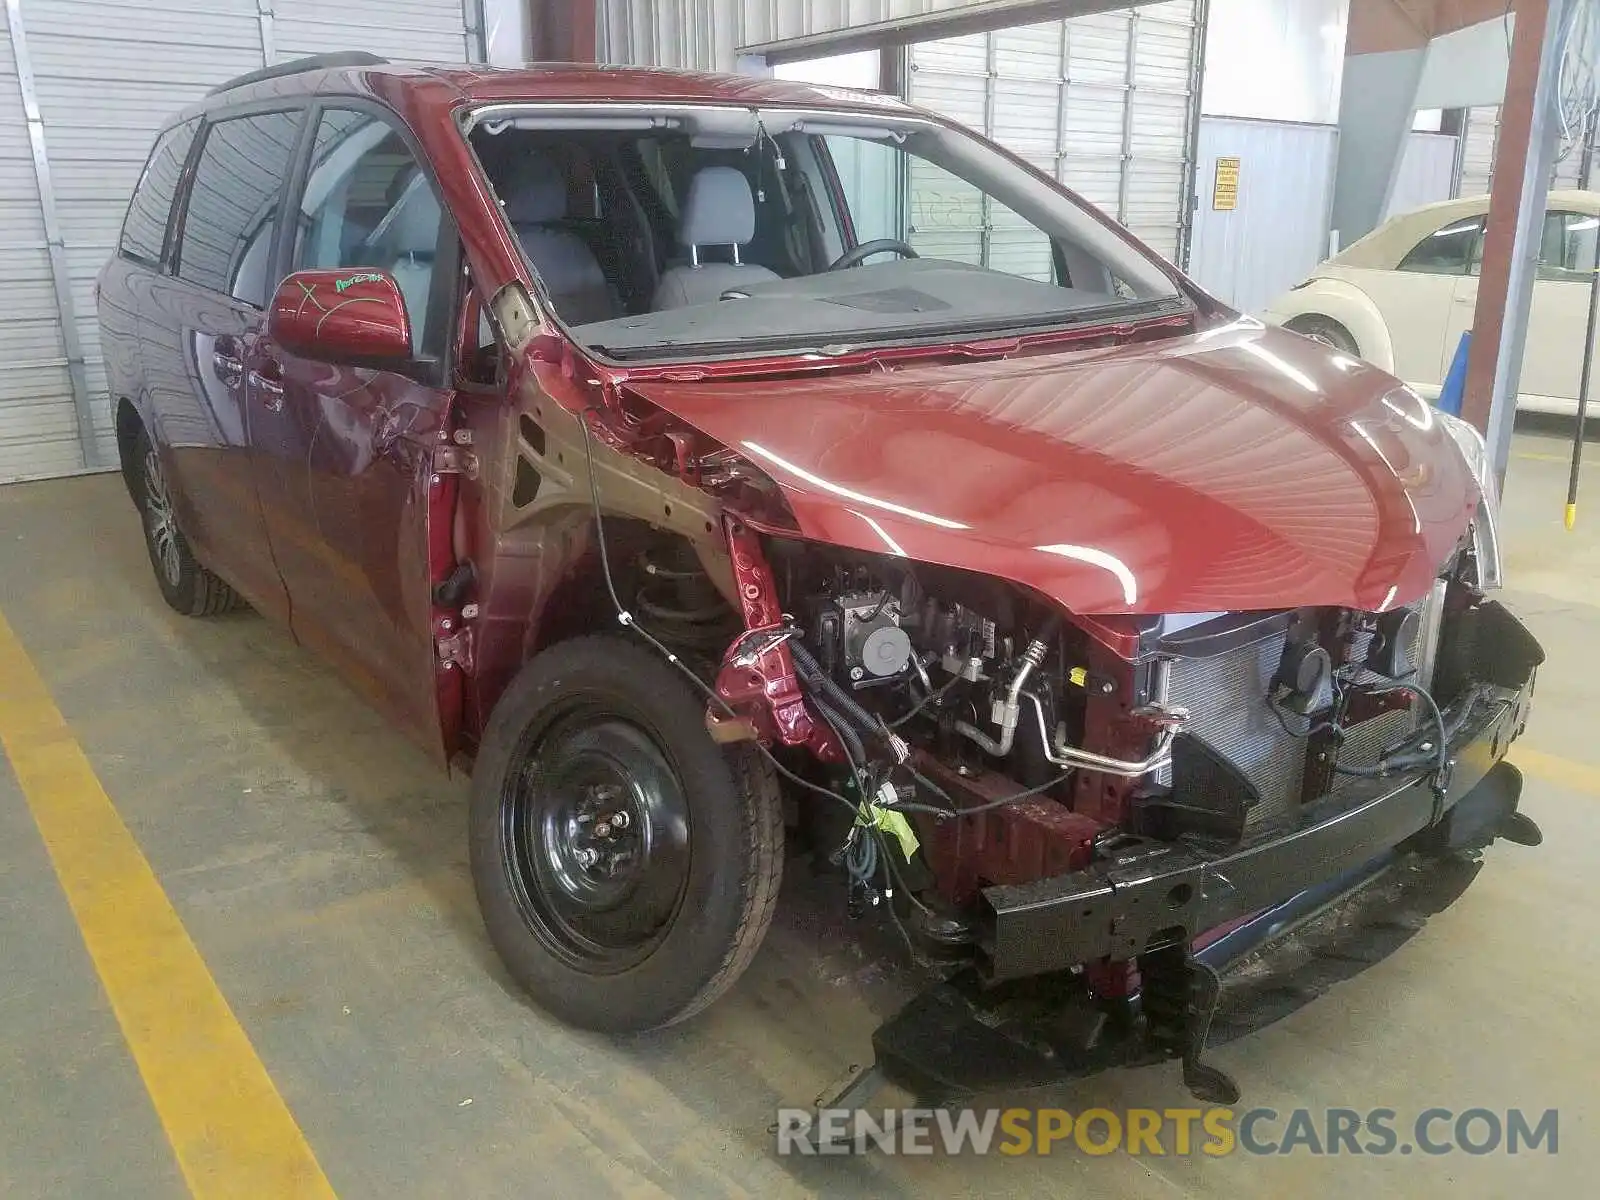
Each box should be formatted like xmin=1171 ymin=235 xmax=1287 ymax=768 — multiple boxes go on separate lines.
xmin=499 ymin=153 xmax=567 ymax=224
xmin=377 ymin=169 xmax=441 ymax=253
xmin=679 ymin=165 xmax=756 ymax=248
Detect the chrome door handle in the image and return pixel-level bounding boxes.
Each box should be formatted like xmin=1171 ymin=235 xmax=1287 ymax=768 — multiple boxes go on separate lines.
xmin=212 ymin=351 xmax=244 ymax=387
xmin=249 ymin=368 xmax=285 ymax=412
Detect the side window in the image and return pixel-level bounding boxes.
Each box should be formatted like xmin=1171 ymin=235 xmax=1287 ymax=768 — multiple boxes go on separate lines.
xmin=175 ymin=111 xmax=302 ymax=305
xmin=822 ymin=135 xmax=907 ymax=247
xmin=821 ymin=135 xmax=1058 ymax=283
xmin=291 ymin=108 xmax=443 ymax=354
xmin=1537 ymin=210 xmax=1599 ymax=281
xmin=635 ymin=138 xmax=680 ymax=218
xmin=121 ymin=119 xmax=200 ymax=267
xmin=1397 ymin=217 xmax=1484 ymax=275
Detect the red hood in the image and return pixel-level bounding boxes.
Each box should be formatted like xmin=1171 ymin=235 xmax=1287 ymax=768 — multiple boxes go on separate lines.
xmin=620 ymin=319 xmax=1478 ymax=617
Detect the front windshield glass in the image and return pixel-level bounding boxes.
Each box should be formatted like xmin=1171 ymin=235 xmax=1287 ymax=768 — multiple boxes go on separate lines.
xmin=467 ymin=103 xmax=1186 ymax=361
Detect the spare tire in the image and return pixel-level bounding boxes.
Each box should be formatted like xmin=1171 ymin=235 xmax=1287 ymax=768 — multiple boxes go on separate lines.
xmin=469 ymin=635 xmax=784 ymax=1031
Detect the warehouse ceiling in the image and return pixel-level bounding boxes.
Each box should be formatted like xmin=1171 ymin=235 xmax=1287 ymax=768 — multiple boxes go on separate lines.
xmin=1349 ymin=0 xmax=1519 ymax=53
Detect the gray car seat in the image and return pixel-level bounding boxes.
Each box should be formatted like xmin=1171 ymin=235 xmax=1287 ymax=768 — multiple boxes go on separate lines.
xmin=651 ymin=166 xmax=779 ymax=310
xmin=499 ymin=155 xmax=619 ymax=325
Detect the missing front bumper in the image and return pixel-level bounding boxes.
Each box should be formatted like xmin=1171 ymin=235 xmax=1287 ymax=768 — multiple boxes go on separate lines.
xmin=979 ymin=673 xmax=1535 ymax=982
xmin=861 ymin=756 xmax=1533 ymax=1106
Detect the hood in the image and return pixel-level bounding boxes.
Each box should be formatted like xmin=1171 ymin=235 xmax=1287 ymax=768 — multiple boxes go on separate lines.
xmin=621 ymin=318 xmax=1478 ymax=617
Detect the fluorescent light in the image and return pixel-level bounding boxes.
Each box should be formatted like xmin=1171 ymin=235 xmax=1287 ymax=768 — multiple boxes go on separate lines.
xmin=850 ymin=509 xmax=906 ymax=556
xmin=742 ymin=442 xmax=970 ymax=530
xmin=1034 ymin=543 xmax=1137 ymax=605
xmin=1239 ymin=340 xmax=1319 ymax=392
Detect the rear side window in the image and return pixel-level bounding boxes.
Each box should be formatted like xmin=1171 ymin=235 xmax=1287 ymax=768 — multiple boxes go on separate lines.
xmin=175 ymin=110 xmax=303 ymax=306
xmin=1537 ymin=210 xmax=1600 ymax=280
xmin=1397 ymin=217 xmax=1484 ymax=275
xmin=119 ymin=119 xmax=200 ymax=267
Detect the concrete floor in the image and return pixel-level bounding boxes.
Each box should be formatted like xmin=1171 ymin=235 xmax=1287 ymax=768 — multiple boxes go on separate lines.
xmin=0 ymin=426 xmax=1597 ymax=1197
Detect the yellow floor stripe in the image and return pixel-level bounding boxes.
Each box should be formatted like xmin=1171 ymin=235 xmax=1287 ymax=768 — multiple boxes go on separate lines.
xmin=0 ymin=609 xmax=336 ymax=1199
xmin=1511 ymin=745 xmax=1600 ymax=796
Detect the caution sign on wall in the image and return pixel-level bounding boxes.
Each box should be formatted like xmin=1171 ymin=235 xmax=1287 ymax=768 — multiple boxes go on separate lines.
xmin=1213 ymin=157 xmax=1241 ymax=211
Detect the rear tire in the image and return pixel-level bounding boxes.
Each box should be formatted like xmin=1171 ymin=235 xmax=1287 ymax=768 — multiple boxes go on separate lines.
xmin=133 ymin=429 xmax=241 ymax=617
xmin=469 ymin=635 xmax=784 ymax=1032
xmin=1285 ymin=314 xmax=1360 ymax=357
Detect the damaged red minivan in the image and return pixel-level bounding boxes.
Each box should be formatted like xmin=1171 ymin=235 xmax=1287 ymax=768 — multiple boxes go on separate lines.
xmin=100 ymin=53 xmax=1542 ymax=1101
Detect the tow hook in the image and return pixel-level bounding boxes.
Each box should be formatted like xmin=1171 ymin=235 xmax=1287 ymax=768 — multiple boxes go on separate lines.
xmin=1138 ymin=941 xmax=1241 ymax=1105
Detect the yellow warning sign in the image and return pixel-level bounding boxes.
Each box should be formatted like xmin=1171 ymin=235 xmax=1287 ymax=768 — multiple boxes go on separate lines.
xmin=1213 ymin=157 xmax=1240 ymax=211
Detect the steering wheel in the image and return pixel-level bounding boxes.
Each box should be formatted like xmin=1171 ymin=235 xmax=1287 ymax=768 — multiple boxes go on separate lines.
xmin=827 ymin=238 xmax=919 ymax=271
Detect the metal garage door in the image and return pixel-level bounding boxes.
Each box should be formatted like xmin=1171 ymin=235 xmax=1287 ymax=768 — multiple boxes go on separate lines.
xmin=0 ymin=0 xmax=483 ymax=486
xmin=1457 ymin=103 xmax=1598 ymax=199
xmin=1456 ymin=105 xmax=1498 ymax=198
xmin=907 ymin=1 xmax=1199 ymax=268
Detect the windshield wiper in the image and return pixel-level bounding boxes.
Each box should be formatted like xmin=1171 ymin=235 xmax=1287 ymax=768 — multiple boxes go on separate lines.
xmin=589 ymin=296 xmax=1188 ymax=362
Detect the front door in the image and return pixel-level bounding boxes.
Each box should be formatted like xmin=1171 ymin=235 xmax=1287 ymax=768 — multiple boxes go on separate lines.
xmin=248 ymin=105 xmax=458 ymax=757
xmin=1445 ymin=209 xmax=1600 ymax=411
xmin=1365 ymin=213 xmax=1485 ymax=393
xmin=145 ymin=108 xmax=305 ymax=621
xmin=1522 ymin=210 xmax=1599 ymax=407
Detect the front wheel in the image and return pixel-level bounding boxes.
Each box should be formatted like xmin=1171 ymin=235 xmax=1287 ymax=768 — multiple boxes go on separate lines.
xmin=1285 ymin=314 xmax=1360 ymax=357
xmin=469 ymin=636 xmax=784 ymax=1031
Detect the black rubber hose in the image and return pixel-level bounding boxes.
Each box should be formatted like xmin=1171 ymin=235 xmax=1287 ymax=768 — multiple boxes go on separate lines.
xmin=811 ymin=693 xmax=867 ymax=769
xmin=1031 ymin=611 xmax=1063 ymax=649
xmin=887 ymin=672 xmax=961 ymax=728
xmin=790 ymin=639 xmax=883 ymax=739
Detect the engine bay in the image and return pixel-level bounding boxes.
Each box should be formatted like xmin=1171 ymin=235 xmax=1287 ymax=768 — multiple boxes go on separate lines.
xmin=651 ymin=535 xmax=1501 ymax=962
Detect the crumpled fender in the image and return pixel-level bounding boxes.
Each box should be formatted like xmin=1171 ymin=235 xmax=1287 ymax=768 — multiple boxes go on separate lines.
xmin=1262 ymin=274 xmax=1396 ymax=375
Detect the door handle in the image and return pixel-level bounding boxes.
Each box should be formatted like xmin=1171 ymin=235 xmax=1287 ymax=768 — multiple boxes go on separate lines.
xmin=212 ymin=349 xmax=244 ymax=387
xmin=249 ymin=368 xmax=285 ymax=412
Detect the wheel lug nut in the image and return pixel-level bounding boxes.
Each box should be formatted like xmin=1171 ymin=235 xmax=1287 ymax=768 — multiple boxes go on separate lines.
xmin=595 ymin=822 xmax=611 ymax=838
xmin=610 ymin=811 xmax=630 ymax=829
xmin=575 ymin=848 xmax=599 ymax=868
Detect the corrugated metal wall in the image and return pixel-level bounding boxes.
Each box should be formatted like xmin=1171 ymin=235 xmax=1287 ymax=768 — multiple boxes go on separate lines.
xmin=906 ymin=3 xmax=1197 ymax=262
xmin=599 ymin=0 xmax=1023 ymax=74
xmin=1457 ymin=104 xmax=1599 ymax=198
xmin=1456 ymin=105 xmax=1497 ymax=196
xmin=1385 ymin=130 xmax=1459 ymax=219
xmin=0 ymin=0 xmax=481 ymax=485
xmin=1187 ymin=116 xmax=1336 ymax=315
xmin=599 ymin=1 xmax=1199 ymax=262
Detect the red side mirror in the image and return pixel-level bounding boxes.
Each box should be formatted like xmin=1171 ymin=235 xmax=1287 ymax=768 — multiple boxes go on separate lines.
xmin=267 ymin=268 xmax=412 ymax=364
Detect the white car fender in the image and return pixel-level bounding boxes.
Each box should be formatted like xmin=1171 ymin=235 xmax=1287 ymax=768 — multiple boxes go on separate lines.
xmin=1260 ymin=275 xmax=1396 ymax=375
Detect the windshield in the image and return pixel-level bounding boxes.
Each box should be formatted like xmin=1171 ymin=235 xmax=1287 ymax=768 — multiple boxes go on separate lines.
xmin=467 ymin=103 xmax=1187 ymax=361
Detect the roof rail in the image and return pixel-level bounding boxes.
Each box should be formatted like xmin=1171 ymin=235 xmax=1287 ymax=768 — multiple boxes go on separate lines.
xmin=207 ymin=51 xmax=388 ymax=96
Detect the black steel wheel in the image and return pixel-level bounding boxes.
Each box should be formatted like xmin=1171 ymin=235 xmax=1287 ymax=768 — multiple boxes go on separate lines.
xmin=470 ymin=635 xmax=783 ymax=1031
xmin=132 ymin=427 xmax=241 ymax=617
xmin=504 ymin=709 xmax=692 ymax=972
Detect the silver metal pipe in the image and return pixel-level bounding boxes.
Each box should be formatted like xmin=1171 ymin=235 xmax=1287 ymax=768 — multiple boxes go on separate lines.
xmin=1025 ymin=692 xmax=1177 ymax=776
xmin=952 ymin=635 xmax=1049 ymax=758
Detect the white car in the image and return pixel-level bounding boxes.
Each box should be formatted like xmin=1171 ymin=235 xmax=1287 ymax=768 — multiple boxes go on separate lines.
xmin=1263 ymin=190 xmax=1600 ymax=415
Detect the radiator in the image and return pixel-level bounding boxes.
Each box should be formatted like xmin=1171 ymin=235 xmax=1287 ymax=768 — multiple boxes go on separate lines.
xmin=1156 ymin=628 xmax=1306 ymax=833
xmin=1154 ymin=590 xmax=1444 ymax=832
